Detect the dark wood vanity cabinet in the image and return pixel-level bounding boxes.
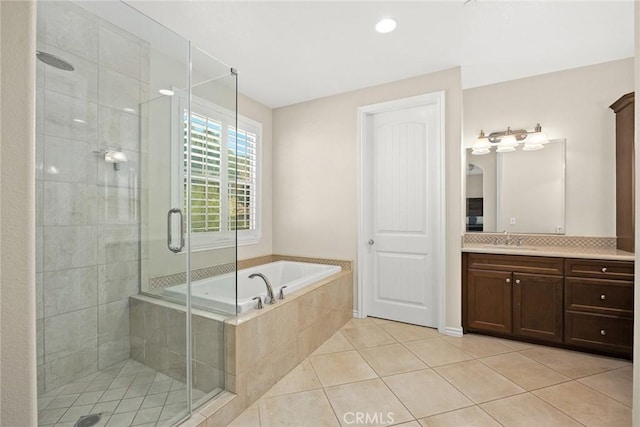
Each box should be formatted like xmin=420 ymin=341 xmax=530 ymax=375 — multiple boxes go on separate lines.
xmin=467 ymin=269 xmax=512 ymax=334
xmin=513 ymin=273 xmax=564 ymax=343
xmin=564 ymin=258 xmax=634 ymax=354
xmin=464 ymin=253 xmax=564 ymax=343
xmin=463 ymin=253 xmax=634 ymax=356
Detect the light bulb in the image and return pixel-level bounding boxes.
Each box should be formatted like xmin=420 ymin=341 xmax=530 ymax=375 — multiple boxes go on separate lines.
xmin=496 ymin=145 xmax=516 ymax=153
xmin=522 ymin=143 xmax=544 ymax=151
xmin=375 ymin=18 xmax=397 ymax=33
xmin=527 ymin=132 xmax=548 ymax=145
xmin=471 ymin=148 xmax=491 ymax=156
xmin=499 ymin=134 xmax=518 ymax=147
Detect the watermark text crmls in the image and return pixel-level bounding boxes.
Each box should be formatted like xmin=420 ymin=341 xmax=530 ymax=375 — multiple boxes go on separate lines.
xmin=343 ymin=412 xmax=395 ymax=425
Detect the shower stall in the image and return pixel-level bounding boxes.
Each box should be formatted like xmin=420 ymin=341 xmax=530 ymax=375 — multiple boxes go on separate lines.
xmin=35 ymin=1 xmax=238 ymax=426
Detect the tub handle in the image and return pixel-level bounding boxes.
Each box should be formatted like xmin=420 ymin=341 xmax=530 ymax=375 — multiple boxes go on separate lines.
xmin=279 ymin=286 xmax=288 ymax=300
xmin=167 ymin=208 xmax=185 ymax=253
xmin=252 ymin=296 xmax=263 ymax=309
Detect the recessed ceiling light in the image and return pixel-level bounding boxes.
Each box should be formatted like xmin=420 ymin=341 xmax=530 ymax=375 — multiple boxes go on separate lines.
xmin=375 ymin=18 xmax=397 ymax=34
xmin=72 ymin=118 xmax=86 ymax=124
xmin=123 ymin=107 xmax=136 ymax=113
xmin=159 ymin=89 xmax=175 ymax=96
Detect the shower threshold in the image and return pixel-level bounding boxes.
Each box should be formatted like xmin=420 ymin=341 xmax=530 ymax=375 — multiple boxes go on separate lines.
xmin=37 ymin=359 xmax=218 ymax=427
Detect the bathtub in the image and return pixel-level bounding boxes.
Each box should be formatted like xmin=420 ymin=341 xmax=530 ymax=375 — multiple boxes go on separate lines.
xmin=162 ymin=261 xmax=342 ymax=314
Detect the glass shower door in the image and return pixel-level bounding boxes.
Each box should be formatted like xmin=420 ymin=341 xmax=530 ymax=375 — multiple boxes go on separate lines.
xmin=137 ymin=20 xmax=193 ymax=427
xmin=140 ymin=42 xmax=238 ymax=421
xmin=188 ymin=47 xmax=238 ymax=409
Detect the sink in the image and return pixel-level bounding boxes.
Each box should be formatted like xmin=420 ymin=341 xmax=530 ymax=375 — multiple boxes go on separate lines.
xmin=482 ymin=244 xmax=537 ymax=251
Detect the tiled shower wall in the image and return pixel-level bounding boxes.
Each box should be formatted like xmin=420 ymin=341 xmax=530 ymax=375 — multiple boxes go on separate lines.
xmin=36 ymin=1 xmax=149 ymax=393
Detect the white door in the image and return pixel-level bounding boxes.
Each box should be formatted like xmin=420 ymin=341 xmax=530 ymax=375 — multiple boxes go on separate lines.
xmin=360 ymin=93 xmax=444 ymax=328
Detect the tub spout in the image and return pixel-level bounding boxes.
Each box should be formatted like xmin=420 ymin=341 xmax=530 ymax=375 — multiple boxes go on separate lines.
xmin=249 ymin=273 xmax=277 ymax=304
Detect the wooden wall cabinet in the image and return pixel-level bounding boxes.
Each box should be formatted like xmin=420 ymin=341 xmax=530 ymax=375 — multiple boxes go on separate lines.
xmin=463 ymin=252 xmax=634 ymax=356
xmin=610 ymin=93 xmax=635 ymax=253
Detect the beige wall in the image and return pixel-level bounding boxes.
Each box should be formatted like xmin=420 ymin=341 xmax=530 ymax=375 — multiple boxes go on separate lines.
xmin=272 ymin=68 xmax=463 ymax=330
xmin=0 ymin=1 xmax=38 ymax=425
xmin=464 ymin=58 xmax=634 ymax=237
xmin=466 ymin=174 xmax=483 ymax=199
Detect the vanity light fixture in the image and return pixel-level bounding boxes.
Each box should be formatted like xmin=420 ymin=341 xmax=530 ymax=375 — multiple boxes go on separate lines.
xmin=471 ymin=123 xmax=548 ymax=155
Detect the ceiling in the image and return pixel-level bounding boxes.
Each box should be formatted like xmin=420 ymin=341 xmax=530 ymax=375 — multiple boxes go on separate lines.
xmin=126 ymin=1 xmax=634 ymax=109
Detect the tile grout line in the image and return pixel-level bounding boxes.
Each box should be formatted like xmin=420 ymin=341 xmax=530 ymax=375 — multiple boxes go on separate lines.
xmin=232 ymin=319 xmax=631 ymax=427
xmin=514 ymin=346 xmax=631 ymax=380
xmin=320 ymin=325 xmax=420 ymax=426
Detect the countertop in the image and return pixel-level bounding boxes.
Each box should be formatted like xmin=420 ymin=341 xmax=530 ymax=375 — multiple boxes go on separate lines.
xmin=462 ymin=243 xmax=635 ymax=261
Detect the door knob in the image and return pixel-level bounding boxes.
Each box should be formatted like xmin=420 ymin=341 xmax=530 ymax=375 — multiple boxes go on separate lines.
xmin=515 ymin=279 xmax=521 ymax=284
xmin=368 ymin=239 xmax=375 ymax=246
xmin=506 ymin=278 xmax=511 ymax=283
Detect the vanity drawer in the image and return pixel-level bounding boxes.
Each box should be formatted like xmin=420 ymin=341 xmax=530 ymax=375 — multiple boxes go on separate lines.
xmin=565 ymin=277 xmax=633 ymax=317
xmin=565 ymin=312 xmax=633 ymax=354
xmin=468 ymin=253 xmax=564 ymax=275
xmin=565 ymin=258 xmax=634 ymax=280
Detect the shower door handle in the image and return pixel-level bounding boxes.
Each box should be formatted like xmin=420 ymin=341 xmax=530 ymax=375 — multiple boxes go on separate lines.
xmin=167 ymin=208 xmax=185 ymax=253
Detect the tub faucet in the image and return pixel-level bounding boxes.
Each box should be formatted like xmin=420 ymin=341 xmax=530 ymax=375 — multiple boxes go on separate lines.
xmin=249 ymin=273 xmax=277 ymax=304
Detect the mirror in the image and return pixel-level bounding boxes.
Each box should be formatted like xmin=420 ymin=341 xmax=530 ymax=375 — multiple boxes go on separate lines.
xmin=465 ymin=139 xmax=566 ymax=234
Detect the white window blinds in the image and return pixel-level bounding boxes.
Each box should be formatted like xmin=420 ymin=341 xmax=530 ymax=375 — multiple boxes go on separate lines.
xmin=177 ymin=98 xmax=261 ymax=249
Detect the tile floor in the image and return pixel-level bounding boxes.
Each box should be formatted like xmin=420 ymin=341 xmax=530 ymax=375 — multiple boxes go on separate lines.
xmin=37 ymin=359 xmax=211 ymax=427
xmin=229 ymin=317 xmax=633 ymax=427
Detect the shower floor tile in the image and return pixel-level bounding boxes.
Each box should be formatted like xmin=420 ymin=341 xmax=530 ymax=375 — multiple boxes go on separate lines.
xmin=37 ymin=359 xmax=212 ymax=427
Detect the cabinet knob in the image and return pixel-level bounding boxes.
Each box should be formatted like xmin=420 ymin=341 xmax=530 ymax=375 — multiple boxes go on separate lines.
xmin=601 ymin=267 xmax=607 ymax=273
xmin=600 ymin=294 xmax=606 ymax=300
xmin=515 ymin=279 xmax=521 ymax=284
xmin=600 ymin=329 xmax=607 ymax=336
xmin=506 ymin=278 xmax=511 ymax=283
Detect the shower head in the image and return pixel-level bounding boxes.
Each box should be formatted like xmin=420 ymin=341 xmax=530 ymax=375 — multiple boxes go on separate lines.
xmin=36 ymin=51 xmax=74 ymax=71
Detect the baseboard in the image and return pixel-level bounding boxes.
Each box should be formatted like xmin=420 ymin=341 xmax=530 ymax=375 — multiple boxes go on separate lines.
xmin=442 ymin=326 xmax=463 ymax=337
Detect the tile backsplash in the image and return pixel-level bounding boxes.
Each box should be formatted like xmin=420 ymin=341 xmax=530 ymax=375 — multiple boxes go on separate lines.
xmin=463 ymin=233 xmax=617 ymax=248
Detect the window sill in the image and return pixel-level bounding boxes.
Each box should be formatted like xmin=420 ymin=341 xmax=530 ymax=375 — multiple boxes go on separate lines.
xmin=189 ymin=236 xmax=261 ymax=253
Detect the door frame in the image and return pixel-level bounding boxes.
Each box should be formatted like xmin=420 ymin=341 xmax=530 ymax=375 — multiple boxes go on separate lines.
xmin=357 ymin=91 xmax=446 ymax=333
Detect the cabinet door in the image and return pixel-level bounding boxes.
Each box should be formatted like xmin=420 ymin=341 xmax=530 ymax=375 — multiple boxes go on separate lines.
xmin=467 ymin=269 xmax=512 ymax=334
xmin=513 ymin=273 xmax=563 ymax=343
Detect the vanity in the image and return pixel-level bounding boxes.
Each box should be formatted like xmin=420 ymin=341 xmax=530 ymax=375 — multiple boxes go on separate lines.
xmin=462 ymin=91 xmax=636 ymax=358
xmin=462 ymin=243 xmax=634 ymax=358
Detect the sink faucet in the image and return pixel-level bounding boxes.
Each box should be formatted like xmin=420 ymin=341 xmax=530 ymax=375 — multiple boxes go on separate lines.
xmin=249 ymin=273 xmax=276 ymax=304
xmin=503 ymin=230 xmax=511 ymax=246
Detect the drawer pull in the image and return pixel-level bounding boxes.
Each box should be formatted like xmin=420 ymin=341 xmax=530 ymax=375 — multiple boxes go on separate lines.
xmin=600 ymin=294 xmax=606 ymax=300
xmin=600 ymin=329 xmax=607 ymax=336
xmin=601 ymin=267 xmax=607 ymax=273
xmin=506 ymin=278 xmax=510 ymax=283
xmin=515 ymin=279 xmax=521 ymax=284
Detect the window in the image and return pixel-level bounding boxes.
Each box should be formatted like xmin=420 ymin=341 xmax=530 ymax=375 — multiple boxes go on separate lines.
xmin=173 ymin=95 xmax=261 ymax=250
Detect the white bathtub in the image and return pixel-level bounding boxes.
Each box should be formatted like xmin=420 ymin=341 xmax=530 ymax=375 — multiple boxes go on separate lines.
xmin=162 ymin=261 xmax=342 ymax=314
